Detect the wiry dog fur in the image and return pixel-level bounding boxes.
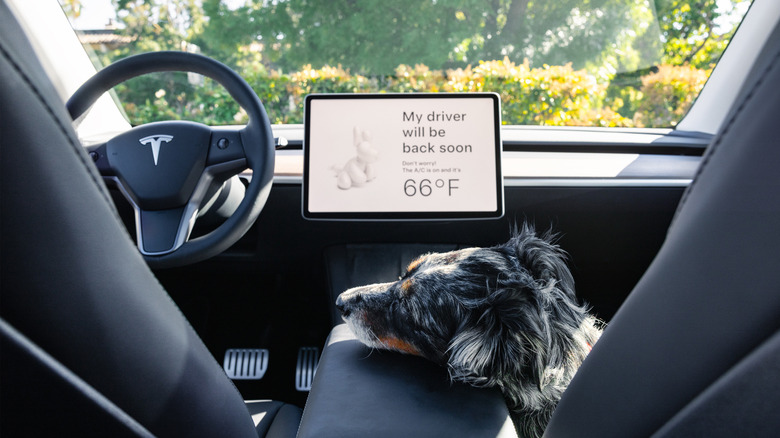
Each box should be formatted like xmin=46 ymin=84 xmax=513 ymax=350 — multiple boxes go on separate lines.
xmin=336 ymin=226 xmax=602 ymax=438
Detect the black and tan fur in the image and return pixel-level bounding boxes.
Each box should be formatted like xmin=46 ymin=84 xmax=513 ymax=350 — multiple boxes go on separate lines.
xmin=335 ymin=226 xmax=602 ymax=438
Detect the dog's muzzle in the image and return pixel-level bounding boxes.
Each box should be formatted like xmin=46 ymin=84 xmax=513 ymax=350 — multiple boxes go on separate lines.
xmin=335 ymin=293 xmax=361 ymax=318
xmin=336 ymin=283 xmax=393 ymax=319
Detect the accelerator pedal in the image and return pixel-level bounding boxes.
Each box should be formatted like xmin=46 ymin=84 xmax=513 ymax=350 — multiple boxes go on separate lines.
xmin=295 ymin=347 xmax=320 ymax=391
xmin=223 ymin=348 xmax=269 ymax=380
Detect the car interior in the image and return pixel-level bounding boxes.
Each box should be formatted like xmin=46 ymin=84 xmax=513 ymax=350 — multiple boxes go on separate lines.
xmin=1 ymin=0 xmax=779 ymax=437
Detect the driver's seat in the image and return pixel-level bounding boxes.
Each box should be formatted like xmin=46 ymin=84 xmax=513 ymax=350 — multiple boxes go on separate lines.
xmin=0 ymin=2 xmax=300 ymax=437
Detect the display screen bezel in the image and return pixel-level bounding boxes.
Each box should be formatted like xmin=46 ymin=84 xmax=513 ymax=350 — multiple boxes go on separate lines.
xmin=302 ymin=93 xmax=503 ymax=221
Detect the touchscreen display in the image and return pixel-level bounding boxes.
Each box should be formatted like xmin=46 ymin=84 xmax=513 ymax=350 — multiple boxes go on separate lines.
xmin=303 ymin=93 xmax=503 ymax=220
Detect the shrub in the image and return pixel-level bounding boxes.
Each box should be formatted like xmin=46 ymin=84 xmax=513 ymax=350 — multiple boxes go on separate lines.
xmin=633 ymin=64 xmax=710 ymax=127
xmin=115 ymin=58 xmax=707 ymax=129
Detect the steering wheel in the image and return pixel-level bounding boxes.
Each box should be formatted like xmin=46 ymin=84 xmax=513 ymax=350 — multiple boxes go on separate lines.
xmin=67 ymin=51 xmax=274 ymax=269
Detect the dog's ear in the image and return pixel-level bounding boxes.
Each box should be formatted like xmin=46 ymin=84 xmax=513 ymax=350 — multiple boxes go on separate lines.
xmin=508 ymin=224 xmax=576 ymax=299
xmin=447 ymin=279 xmax=594 ymax=413
xmin=447 ymin=227 xmax=594 ymax=409
xmin=446 ymin=282 xmax=551 ymax=396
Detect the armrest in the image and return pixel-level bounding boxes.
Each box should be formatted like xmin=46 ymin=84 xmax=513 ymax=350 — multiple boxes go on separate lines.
xmin=297 ymin=324 xmax=518 ymax=438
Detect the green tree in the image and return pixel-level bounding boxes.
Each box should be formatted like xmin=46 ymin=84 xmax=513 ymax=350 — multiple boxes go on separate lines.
xmin=655 ymin=0 xmax=751 ymax=68
xmin=453 ymin=0 xmax=663 ymax=78
xmin=107 ymin=0 xmax=245 ymax=124
xmin=113 ymin=0 xmax=204 ymax=54
xmin=110 ymin=0 xmax=749 ymax=75
xmin=225 ymin=0 xmax=477 ymax=75
xmin=190 ymin=0 xmax=263 ymax=68
xmin=59 ymin=0 xmax=84 ymax=20
xmin=89 ymin=0 xmax=750 ymax=127
xmin=231 ymin=0 xmax=668 ymax=78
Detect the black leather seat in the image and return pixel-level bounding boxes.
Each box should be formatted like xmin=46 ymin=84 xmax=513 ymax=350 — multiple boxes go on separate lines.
xmin=297 ymin=325 xmax=518 ymax=438
xmin=0 ymin=2 xmax=300 ymax=436
xmin=545 ymin=22 xmax=780 ymax=438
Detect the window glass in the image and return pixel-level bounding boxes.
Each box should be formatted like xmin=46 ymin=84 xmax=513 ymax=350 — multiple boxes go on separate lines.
xmin=61 ymin=0 xmax=752 ymax=128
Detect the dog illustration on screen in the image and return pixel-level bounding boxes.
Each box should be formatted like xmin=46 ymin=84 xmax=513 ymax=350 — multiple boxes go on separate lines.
xmin=333 ymin=126 xmax=379 ymax=190
xmin=335 ymin=225 xmax=603 ymax=438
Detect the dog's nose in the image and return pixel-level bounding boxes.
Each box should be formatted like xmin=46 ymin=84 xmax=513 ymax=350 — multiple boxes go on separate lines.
xmin=335 ymin=295 xmax=350 ymax=317
xmin=335 ymin=293 xmax=361 ymax=318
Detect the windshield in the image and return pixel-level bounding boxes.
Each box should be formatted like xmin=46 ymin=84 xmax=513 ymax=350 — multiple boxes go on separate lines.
xmin=61 ymin=0 xmax=751 ymax=128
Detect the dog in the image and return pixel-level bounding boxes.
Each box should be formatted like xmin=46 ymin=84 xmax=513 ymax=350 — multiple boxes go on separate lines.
xmin=335 ymin=226 xmax=602 ymax=438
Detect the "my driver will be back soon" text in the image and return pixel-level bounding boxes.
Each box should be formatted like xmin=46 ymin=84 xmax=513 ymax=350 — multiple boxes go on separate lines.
xmin=402 ymin=110 xmax=472 ymax=153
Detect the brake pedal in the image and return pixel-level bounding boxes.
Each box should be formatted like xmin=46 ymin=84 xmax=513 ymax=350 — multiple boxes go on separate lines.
xmin=223 ymin=348 xmax=269 ymax=380
xmin=295 ymin=347 xmax=319 ymax=391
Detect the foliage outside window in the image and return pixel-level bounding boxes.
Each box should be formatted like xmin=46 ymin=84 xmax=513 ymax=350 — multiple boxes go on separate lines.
xmin=62 ymin=0 xmax=751 ymax=128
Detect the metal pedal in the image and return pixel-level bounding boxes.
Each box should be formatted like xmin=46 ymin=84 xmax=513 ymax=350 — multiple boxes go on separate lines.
xmin=223 ymin=349 xmax=269 ymax=380
xmin=295 ymin=347 xmax=320 ymax=391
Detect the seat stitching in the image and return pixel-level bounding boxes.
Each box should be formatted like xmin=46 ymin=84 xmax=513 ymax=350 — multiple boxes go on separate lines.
xmin=0 ymin=39 xmax=119 ymax=219
xmin=674 ymin=48 xmax=780 ymax=219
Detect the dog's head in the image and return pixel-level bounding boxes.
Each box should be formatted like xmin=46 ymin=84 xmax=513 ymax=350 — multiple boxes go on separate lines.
xmin=336 ymin=227 xmax=600 ymax=411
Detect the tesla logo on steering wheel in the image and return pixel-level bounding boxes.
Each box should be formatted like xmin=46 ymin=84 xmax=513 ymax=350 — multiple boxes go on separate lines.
xmin=139 ymin=135 xmax=173 ymax=166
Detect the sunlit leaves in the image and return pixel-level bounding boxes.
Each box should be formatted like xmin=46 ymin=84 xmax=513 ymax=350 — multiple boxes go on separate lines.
xmin=116 ymin=58 xmax=704 ymax=128
xmin=99 ymin=0 xmax=749 ymax=128
xmin=655 ymin=0 xmax=751 ymax=68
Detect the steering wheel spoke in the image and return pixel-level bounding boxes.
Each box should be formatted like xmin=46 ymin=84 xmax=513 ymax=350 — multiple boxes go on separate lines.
xmin=136 ymin=206 xmax=192 ymax=255
xmin=85 ymin=143 xmax=112 ymax=175
xmin=122 ymin=159 xmax=247 ymax=256
xmin=207 ymin=126 xmax=249 ymax=167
